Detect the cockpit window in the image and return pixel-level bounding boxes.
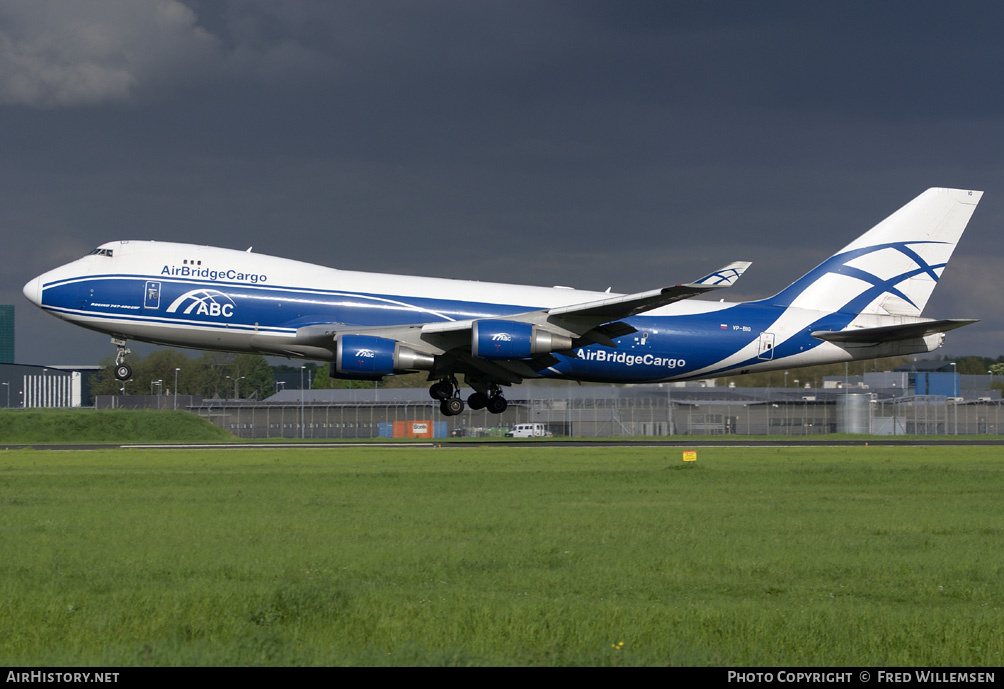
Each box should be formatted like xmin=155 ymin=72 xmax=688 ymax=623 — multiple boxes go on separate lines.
xmin=88 ymin=248 xmax=114 ymax=257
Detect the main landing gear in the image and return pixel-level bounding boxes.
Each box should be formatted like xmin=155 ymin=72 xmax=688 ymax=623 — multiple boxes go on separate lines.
xmin=430 ymin=378 xmax=465 ymax=416
xmin=466 ymin=383 xmax=508 ymax=415
xmin=112 ymin=338 xmax=132 ymax=381
xmin=429 ymin=378 xmax=508 ymax=417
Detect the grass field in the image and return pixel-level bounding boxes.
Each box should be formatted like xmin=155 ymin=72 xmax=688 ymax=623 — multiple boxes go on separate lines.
xmin=0 ymin=409 xmax=232 ymax=444
xmin=2 ymin=445 xmax=1002 ymax=666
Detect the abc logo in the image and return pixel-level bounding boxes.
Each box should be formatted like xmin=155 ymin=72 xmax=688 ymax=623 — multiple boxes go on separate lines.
xmin=166 ymin=289 xmax=236 ymax=318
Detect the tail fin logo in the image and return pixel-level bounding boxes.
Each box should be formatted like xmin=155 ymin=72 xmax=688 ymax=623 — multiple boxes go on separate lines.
xmin=166 ymin=289 xmax=236 ymax=318
xmin=768 ymin=188 xmax=981 ymax=318
xmin=772 ymin=240 xmax=949 ymax=316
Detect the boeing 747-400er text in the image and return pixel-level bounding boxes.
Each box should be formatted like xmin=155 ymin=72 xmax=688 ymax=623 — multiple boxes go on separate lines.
xmin=23 ymin=188 xmax=982 ymax=416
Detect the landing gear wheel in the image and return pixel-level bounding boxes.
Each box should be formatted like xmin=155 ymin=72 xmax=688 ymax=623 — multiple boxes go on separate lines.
xmin=429 ymin=379 xmax=454 ymax=400
xmin=467 ymin=392 xmax=489 ymax=410
xmin=486 ymin=395 xmax=508 ymax=414
xmin=112 ymin=338 xmax=132 ymax=381
xmin=440 ymin=397 xmax=465 ymax=416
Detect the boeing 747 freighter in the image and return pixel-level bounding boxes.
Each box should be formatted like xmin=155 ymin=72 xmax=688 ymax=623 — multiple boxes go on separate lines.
xmin=23 ymin=188 xmax=982 ymax=415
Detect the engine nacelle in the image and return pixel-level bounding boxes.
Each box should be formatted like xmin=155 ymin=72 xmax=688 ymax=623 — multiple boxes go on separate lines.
xmin=335 ymin=334 xmax=434 ymax=377
xmin=471 ymin=320 xmax=573 ymax=359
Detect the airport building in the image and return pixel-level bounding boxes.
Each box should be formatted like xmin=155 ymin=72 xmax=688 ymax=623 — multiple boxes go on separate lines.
xmin=0 ymin=305 xmax=13 ymax=364
xmin=0 ymin=364 xmax=78 ymax=408
xmin=0 ymin=306 xmax=101 ymax=408
xmin=0 ymin=364 xmax=103 ymax=408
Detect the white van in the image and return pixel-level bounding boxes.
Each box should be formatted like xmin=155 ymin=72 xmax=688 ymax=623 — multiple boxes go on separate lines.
xmin=505 ymin=423 xmax=551 ymax=438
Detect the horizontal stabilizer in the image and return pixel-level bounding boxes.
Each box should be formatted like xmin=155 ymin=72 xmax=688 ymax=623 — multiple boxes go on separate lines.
xmin=811 ymin=318 xmax=978 ymax=344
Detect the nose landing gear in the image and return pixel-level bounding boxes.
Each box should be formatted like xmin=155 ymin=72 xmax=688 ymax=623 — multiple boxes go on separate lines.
xmin=112 ymin=338 xmax=132 ymax=381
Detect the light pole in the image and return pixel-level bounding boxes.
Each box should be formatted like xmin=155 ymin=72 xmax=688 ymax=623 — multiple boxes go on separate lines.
xmin=300 ymin=366 xmax=306 ymax=439
xmin=990 ymin=369 xmax=999 ymax=436
xmin=174 ymin=368 xmax=180 ymax=410
xmin=226 ymin=375 xmax=245 ymax=400
xmin=950 ymin=363 xmax=958 ymax=435
xmin=1 ymin=382 xmax=8 ymax=408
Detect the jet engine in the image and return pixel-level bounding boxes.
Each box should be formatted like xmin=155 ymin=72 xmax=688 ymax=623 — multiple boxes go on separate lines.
xmin=471 ymin=320 xmax=573 ymax=359
xmin=334 ymin=334 xmax=434 ymax=377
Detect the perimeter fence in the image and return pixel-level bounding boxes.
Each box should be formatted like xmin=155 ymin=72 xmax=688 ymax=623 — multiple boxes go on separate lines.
xmin=190 ymin=394 xmax=1004 ymax=439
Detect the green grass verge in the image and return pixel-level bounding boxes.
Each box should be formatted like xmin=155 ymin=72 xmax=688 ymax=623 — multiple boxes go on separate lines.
xmin=0 ymin=409 xmax=232 ymax=444
xmin=1 ymin=445 xmax=1002 ymax=666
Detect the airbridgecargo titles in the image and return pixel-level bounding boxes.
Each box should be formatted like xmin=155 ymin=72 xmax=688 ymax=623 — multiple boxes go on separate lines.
xmin=160 ymin=264 xmax=268 ymax=283
xmin=23 ymin=188 xmax=983 ymax=417
xmin=575 ymin=348 xmax=685 ymax=369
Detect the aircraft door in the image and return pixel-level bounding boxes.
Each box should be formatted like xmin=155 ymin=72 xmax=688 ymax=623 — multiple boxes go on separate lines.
xmin=144 ymin=281 xmax=162 ymax=310
xmin=757 ymin=332 xmax=775 ymax=360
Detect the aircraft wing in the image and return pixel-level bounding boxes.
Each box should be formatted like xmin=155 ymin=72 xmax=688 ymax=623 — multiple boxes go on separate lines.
xmin=419 ymin=260 xmax=752 ymax=342
xmin=289 ymin=260 xmax=751 ymax=381
xmin=547 ymin=261 xmax=752 ymax=322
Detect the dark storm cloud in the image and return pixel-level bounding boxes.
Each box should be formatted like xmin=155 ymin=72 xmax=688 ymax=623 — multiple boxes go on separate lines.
xmin=3 ymin=1 xmax=1003 ymax=363
xmin=0 ymin=0 xmax=220 ymax=106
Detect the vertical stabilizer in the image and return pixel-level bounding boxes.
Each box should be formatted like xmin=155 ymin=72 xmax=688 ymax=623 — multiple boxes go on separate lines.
xmin=768 ymin=188 xmax=982 ymax=316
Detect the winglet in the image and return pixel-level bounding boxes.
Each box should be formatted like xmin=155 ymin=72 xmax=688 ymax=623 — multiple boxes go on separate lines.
xmin=687 ymin=261 xmax=753 ymax=289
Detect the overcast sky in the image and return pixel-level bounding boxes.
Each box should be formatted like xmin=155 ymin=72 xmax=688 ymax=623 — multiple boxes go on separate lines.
xmin=3 ymin=0 xmax=1002 ymax=365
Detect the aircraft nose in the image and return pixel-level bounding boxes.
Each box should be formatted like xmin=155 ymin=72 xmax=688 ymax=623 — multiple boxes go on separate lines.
xmin=23 ymin=276 xmax=41 ymax=306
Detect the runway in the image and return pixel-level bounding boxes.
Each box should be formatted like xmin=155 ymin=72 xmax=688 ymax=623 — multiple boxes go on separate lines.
xmin=7 ymin=438 xmax=1004 ymax=450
